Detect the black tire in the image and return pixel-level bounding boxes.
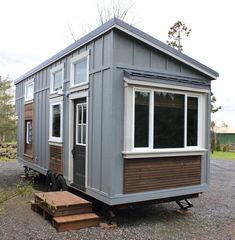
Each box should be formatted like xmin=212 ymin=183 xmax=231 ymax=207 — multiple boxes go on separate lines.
xmin=45 ymin=170 xmax=56 ymax=192
xmin=56 ymin=175 xmax=68 ymax=191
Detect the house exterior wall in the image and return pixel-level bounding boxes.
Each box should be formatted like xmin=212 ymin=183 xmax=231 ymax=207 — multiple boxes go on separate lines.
xmin=15 ymin=32 xmax=114 ymax=199
xmin=15 ymin=25 xmax=214 ymax=206
xmin=102 ymin=30 xmax=212 ymax=204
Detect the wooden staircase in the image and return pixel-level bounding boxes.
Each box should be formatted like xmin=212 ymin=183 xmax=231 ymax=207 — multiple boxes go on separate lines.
xmin=31 ymin=191 xmax=100 ymax=232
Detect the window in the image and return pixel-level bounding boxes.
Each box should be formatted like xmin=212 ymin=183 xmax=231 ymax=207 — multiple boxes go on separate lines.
xmin=134 ymin=89 xmax=200 ymax=150
xmin=154 ymin=92 xmax=185 ymax=148
xmin=70 ymin=51 xmax=89 ymax=87
xmin=134 ymin=91 xmax=150 ymax=147
xmin=26 ymin=121 xmax=32 ymax=144
xmin=76 ymin=103 xmax=87 ymax=145
xmin=25 ymin=82 xmax=34 ymax=101
xmin=49 ymin=102 xmax=63 ymax=142
xmin=50 ymin=64 xmax=64 ymax=93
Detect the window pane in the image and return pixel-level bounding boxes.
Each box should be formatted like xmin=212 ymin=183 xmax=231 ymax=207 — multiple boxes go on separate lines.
xmin=134 ymin=91 xmax=149 ymax=147
xmin=83 ymin=125 xmax=86 ymax=144
xmin=52 ymin=105 xmax=61 ymax=137
xmin=78 ymin=106 xmax=82 ymax=124
xmin=154 ymin=92 xmax=184 ymax=148
xmin=26 ymin=121 xmax=32 ymax=144
xmin=53 ymin=70 xmax=62 ymax=91
xmin=77 ymin=125 xmax=81 ymax=144
xmin=187 ymin=97 xmax=198 ymax=146
xmin=74 ymin=59 xmax=87 ymax=85
xmin=26 ymin=84 xmax=33 ymax=99
xmin=83 ymin=105 xmax=86 ymax=124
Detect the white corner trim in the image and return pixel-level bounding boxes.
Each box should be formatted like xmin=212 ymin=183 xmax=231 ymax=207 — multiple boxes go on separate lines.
xmin=124 ymin=77 xmax=210 ymax=93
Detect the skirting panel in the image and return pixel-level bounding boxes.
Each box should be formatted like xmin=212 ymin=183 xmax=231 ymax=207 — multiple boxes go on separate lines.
xmin=49 ymin=145 xmax=63 ymax=174
xmin=124 ymin=155 xmax=201 ymax=194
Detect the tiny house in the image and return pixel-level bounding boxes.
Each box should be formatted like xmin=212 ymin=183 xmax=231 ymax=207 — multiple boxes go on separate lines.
xmin=15 ymin=18 xmax=218 ymax=206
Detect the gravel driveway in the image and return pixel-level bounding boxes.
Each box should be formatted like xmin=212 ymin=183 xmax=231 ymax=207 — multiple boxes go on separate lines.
xmin=0 ymin=159 xmax=234 ymax=240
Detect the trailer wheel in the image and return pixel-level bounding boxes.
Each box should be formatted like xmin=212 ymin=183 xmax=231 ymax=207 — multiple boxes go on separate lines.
xmin=45 ymin=170 xmax=56 ymax=192
xmin=56 ymin=175 xmax=68 ymax=191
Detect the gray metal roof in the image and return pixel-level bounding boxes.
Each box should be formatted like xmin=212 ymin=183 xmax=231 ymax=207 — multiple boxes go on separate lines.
xmin=15 ymin=18 xmax=219 ymax=84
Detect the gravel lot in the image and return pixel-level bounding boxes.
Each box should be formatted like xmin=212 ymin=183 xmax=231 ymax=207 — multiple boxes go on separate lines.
xmin=0 ymin=159 xmax=234 ymax=240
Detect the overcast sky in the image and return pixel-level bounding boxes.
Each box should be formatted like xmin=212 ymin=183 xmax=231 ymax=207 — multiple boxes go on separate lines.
xmin=0 ymin=0 xmax=234 ymax=127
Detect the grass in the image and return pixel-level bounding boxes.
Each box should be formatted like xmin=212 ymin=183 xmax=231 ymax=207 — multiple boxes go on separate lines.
xmin=211 ymin=151 xmax=235 ymax=160
xmin=0 ymin=157 xmax=16 ymax=162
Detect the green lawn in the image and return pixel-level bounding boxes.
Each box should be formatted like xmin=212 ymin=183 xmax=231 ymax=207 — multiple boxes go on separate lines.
xmin=211 ymin=151 xmax=235 ymax=160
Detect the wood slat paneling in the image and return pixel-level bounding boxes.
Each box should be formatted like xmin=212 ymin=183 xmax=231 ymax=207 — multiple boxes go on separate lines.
xmin=49 ymin=145 xmax=63 ymax=174
xmin=23 ymin=102 xmax=34 ymax=162
xmin=124 ymin=156 xmax=201 ymax=194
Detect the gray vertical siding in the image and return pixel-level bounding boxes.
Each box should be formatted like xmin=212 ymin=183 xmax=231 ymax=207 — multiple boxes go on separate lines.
xmin=15 ymin=80 xmax=24 ymax=159
xmin=15 ymin=26 xmax=214 ymax=204
xmin=108 ymin=30 xmax=212 ymax=197
xmin=15 ymin=31 xmax=113 ymax=184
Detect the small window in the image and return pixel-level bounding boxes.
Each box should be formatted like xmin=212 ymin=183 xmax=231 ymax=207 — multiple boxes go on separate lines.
xmin=50 ymin=102 xmax=63 ymax=142
xmin=76 ymin=103 xmax=87 ymax=145
xmin=50 ymin=64 xmax=64 ymax=93
xmin=25 ymin=82 xmax=34 ymax=101
xmin=70 ymin=51 xmax=89 ymax=87
xmin=26 ymin=121 xmax=32 ymax=144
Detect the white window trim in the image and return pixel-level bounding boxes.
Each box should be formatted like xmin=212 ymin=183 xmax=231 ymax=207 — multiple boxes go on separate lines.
xmin=25 ymin=81 xmax=34 ymax=102
xmin=76 ymin=103 xmax=87 ymax=146
xmin=70 ymin=50 xmax=89 ymax=87
xmin=26 ymin=121 xmax=32 ymax=144
xmin=49 ymin=101 xmax=63 ymax=143
xmin=50 ymin=63 xmax=64 ymax=94
xmin=132 ymin=87 xmax=203 ymax=152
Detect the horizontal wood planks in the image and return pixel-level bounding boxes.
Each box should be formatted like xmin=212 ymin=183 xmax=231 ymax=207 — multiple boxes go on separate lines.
xmin=124 ymin=156 xmax=201 ymax=194
xmin=23 ymin=102 xmax=34 ymax=162
xmin=49 ymin=145 xmax=63 ymax=174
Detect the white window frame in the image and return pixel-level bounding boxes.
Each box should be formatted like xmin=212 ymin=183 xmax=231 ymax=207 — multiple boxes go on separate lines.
xmin=26 ymin=121 xmax=32 ymax=144
xmin=49 ymin=101 xmax=63 ymax=143
xmin=132 ymin=87 xmax=202 ymax=152
xmin=25 ymin=81 xmax=34 ymax=101
xmin=50 ymin=63 xmax=64 ymax=94
xmin=70 ymin=50 xmax=89 ymax=87
xmin=76 ymin=103 xmax=87 ymax=146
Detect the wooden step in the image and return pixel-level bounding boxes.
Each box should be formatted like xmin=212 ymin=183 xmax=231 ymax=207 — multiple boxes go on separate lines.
xmin=34 ymin=191 xmax=92 ymax=216
xmin=53 ymin=213 xmax=100 ymax=232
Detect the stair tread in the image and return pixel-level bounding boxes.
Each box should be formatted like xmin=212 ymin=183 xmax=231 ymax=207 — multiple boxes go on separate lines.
xmin=34 ymin=191 xmax=91 ymax=207
xmin=53 ymin=213 xmax=100 ymax=224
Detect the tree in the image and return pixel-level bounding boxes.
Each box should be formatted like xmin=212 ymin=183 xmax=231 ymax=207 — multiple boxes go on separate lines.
xmin=0 ymin=76 xmax=17 ymax=142
xmin=96 ymin=0 xmax=135 ymax=25
xmin=68 ymin=0 xmax=136 ymax=41
xmin=211 ymin=92 xmax=222 ymax=113
xmin=167 ymin=20 xmax=191 ymax=51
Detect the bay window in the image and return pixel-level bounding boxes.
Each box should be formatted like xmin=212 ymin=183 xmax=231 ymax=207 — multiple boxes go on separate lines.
xmin=134 ymin=89 xmax=200 ymax=150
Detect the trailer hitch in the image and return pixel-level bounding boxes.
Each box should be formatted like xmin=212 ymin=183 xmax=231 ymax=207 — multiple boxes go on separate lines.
xmin=176 ymin=199 xmax=193 ymax=211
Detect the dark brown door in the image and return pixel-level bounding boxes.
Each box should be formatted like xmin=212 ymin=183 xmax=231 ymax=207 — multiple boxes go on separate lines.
xmin=73 ymin=98 xmax=87 ymax=191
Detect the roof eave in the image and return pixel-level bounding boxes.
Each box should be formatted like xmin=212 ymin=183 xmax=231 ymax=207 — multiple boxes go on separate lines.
xmin=15 ymin=17 xmax=219 ymax=84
